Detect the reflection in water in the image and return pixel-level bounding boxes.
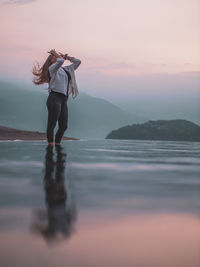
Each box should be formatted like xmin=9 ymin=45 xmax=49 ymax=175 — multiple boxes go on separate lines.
xmin=0 ymin=140 xmax=200 ymax=266
xmin=31 ymin=145 xmax=77 ymax=243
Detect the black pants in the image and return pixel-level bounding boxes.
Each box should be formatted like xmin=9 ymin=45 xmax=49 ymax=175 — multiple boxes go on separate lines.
xmin=46 ymin=91 xmax=68 ymax=143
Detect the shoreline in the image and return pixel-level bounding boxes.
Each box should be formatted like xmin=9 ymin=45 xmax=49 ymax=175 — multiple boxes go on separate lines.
xmin=0 ymin=126 xmax=79 ymax=141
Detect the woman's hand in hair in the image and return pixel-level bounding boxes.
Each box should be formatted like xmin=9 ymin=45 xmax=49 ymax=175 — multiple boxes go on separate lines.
xmin=58 ymin=52 xmax=68 ymax=60
xmin=59 ymin=52 xmax=74 ymax=61
xmin=47 ymin=49 xmax=62 ymax=58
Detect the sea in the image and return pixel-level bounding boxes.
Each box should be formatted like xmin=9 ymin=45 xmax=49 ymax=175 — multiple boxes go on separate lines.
xmin=0 ymin=139 xmax=200 ymax=267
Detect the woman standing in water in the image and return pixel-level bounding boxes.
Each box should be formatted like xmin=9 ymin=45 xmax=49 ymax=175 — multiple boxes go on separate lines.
xmin=32 ymin=49 xmax=81 ymax=146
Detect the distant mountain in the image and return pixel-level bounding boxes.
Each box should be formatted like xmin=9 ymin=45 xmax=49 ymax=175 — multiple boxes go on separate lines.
xmin=0 ymin=80 xmax=147 ymax=139
xmin=105 ymin=119 xmax=200 ymax=141
xmin=116 ymin=101 xmax=200 ymax=125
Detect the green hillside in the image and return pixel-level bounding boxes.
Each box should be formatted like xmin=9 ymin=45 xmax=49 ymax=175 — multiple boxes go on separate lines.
xmin=106 ymin=119 xmax=200 ymax=141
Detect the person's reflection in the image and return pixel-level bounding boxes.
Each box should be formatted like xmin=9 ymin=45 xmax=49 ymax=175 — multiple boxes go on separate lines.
xmin=32 ymin=144 xmax=77 ymax=244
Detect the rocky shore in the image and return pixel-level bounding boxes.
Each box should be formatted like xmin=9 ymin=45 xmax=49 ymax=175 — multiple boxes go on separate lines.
xmin=0 ymin=126 xmax=79 ymax=141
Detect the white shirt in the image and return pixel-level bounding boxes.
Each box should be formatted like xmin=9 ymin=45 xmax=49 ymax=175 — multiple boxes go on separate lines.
xmin=48 ymin=57 xmax=81 ymax=98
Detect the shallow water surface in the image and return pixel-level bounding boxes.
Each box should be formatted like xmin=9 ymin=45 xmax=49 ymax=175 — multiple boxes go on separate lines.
xmin=0 ymin=139 xmax=200 ymax=267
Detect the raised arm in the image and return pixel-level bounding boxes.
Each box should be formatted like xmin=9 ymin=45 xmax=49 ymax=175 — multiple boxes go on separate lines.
xmin=49 ymin=57 xmax=64 ymax=74
xmin=58 ymin=52 xmax=81 ymax=71
xmin=48 ymin=49 xmax=64 ymax=75
xmin=68 ymin=57 xmax=81 ymax=70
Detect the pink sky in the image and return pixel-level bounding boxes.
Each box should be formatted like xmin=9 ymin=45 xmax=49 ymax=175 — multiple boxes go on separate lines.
xmin=0 ymin=0 xmax=199 ymax=102
xmin=0 ymin=0 xmax=199 ymax=75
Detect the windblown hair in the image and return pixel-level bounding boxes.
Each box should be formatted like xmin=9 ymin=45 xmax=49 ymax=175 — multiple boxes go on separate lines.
xmin=32 ymin=54 xmax=52 ymax=85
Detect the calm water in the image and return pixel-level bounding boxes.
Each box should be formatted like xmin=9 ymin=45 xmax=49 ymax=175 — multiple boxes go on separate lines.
xmin=0 ymin=139 xmax=200 ymax=267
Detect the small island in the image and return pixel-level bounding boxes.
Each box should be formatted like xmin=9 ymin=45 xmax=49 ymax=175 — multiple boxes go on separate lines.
xmin=105 ymin=119 xmax=200 ymax=141
xmin=0 ymin=126 xmax=79 ymax=141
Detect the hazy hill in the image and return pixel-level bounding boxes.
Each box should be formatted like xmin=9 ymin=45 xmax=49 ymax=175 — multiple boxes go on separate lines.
xmin=106 ymin=119 xmax=200 ymax=141
xmin=116 ymin=100 xmax=200 ymax=125
xmin=0 ymin=80 xmax=147 ymax=139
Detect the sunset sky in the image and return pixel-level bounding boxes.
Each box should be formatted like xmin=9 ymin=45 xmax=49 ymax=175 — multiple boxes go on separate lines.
xmin=0 ymin=0 xmax=199 ymax=103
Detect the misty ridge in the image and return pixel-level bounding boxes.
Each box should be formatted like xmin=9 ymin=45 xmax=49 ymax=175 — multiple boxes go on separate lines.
xmin=0 ymin=80 xmax=147 ymax=139
xmin=0 ymin=79 xmax=199 ymax=139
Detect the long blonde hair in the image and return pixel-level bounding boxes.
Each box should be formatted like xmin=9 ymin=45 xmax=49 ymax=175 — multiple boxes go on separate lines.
xmin=32 ymin=54 xmax=52 ymax=85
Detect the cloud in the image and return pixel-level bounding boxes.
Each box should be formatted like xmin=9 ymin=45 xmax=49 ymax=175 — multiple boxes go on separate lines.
xmin=79 ymin=57 xmax=137 ymax=76
xmin=96 ymin=62 xmax=136 ymax=70
xmin=80 ymin=57 xmax=200 ymax=77
xmin=1 ymin=0 xmax=36 ymax=5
